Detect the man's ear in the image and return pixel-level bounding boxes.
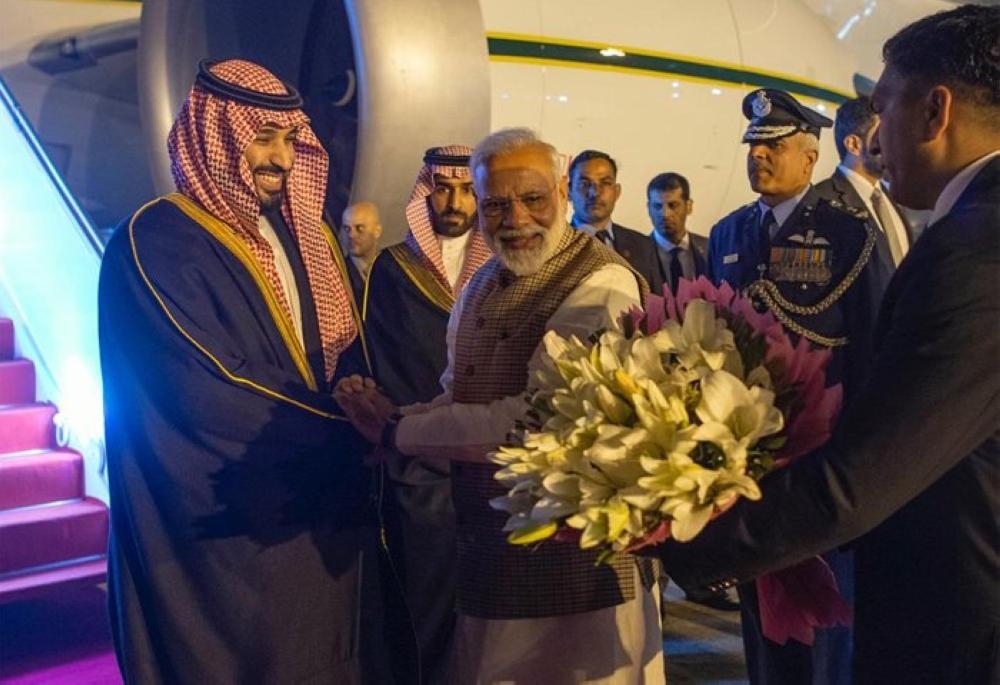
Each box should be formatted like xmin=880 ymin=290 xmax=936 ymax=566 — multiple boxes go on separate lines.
xmin=558 ymin=174 xmax=569 ymax=203
xmin=804 ymin=146 xmax=819 ymax=168
xmin=924 ymin=85 xmax=953 ymax=141
xmin=843 ymin=133 xmax=863 ymax=157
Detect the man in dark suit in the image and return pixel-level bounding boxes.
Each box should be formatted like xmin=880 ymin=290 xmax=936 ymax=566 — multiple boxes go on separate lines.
xmin=814 ymin=96 xmax=910 ymax=280
xmin=655 ymin=5 xmax=999 ymax=683
xmin=568 ymin=149 xmax=660 ymax=291
xmin=339 ymin=200 xmax=382 ymax=302
xmin=646 ymin=172 xmax=707 ymax=294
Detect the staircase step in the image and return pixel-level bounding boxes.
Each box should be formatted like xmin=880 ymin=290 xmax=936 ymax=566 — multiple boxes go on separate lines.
xmin=0 ymin=359 xmax=35 ymax=404
xmin=0 ymin=555 xmax=107 ymax=604
xmin=0 ymin=403 xmax=56 ymax=453
xmin=0 ymin=318 xmax=12 ymax=361
xmin=0 ymin=449 xmax=84 ymax=510
xmin=0 ymin=498 xmax=108 ymax=575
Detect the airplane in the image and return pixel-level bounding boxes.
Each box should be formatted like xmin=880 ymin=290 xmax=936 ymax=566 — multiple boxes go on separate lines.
xmin=0 ymin=0 xmax=950 ymax=594
xmin=3 ymin=0 xmax=951 ymax=235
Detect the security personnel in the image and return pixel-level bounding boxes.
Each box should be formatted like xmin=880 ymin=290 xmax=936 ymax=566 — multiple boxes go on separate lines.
xmin=706 ymin=88 xmax=889 ymax=685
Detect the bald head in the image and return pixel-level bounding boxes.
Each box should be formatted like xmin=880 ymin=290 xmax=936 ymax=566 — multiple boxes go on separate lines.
xmin=340 ymin=201 xmax=383 ymax=266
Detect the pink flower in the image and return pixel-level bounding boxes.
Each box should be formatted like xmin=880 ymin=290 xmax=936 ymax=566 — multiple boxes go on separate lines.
xmin=757 ymin=557 xmax=853 ymax=645
xmin=627 ymin=277 xmax=843 ymax=467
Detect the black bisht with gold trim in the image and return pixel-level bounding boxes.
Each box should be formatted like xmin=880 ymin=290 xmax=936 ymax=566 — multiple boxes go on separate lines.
xmin=99 ymin=196 xmax=387 ymax=683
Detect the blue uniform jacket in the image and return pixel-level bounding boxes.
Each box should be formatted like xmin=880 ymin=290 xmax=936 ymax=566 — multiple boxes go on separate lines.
xmin=707 ymin=186 xmax=889 ymax=397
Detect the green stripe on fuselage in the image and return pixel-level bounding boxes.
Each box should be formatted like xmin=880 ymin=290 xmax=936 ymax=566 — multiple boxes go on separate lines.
xmin=487 ymin=35 xmax=850 ymax=104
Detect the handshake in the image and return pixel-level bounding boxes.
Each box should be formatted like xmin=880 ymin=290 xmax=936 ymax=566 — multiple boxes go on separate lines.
xmin=334 ymin=375 xmax=399 ymax=445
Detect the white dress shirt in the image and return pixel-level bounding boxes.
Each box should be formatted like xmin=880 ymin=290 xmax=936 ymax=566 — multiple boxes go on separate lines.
xmin=757 ymin=186 xmax=811 ymax=237
xmin=573 ymin=220 xmax=616 ymax=245
xmin=438 ymin=231 xmax=472 ymax=290
xmin=257 ymin=214 xmax=303 ymax=347
xmin=839 ymin=164 xmax=910 ymax=263
xmin=395 ymin=262 xmax=641 ymax=461
xmin=652 ymin=230 xmax=697 ymax=280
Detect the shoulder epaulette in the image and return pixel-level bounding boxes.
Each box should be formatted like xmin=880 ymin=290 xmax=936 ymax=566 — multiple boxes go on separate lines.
xmin=820 ymin=196 xmax=870 ymax=221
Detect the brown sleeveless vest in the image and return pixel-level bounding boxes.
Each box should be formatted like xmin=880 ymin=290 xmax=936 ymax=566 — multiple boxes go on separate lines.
xmin=451 ymin=227 xmax=654 ymax=619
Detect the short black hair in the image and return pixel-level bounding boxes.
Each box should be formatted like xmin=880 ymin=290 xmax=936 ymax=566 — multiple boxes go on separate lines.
xmin=646 ymin=172 xmax=690 ymax=201
xmin=883 ymin=4 xmax=1000 ymax=109
xmin=833 ymin=96 xmax=878 ymax=161
xmin=568 ymin=149 xmax=618 ymax=182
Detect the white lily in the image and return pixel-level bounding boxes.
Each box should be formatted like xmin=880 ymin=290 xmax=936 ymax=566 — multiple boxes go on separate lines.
xmin=696 ymin=370 xmax=784 ymax=446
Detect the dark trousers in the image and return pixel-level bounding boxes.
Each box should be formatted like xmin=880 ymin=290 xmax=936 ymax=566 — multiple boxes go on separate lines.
xmin=738 ymin=549 xmax=854 ymax=685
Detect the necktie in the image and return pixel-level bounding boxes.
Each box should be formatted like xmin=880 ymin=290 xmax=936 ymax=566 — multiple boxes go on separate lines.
xmin=754 ymin=209 xmax=776 ymax=275
xmin=594 ymin=228 xmax=612 ymax=247
xmin=668 ymin=246 xmax=683 ymax=293
xmin=871 ymin=186 xmax=904 ymax=265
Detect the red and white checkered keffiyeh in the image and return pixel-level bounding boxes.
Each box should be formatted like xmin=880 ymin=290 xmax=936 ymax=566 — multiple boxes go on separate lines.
xmin=167 ymin=59 xmax=356 ymax=380
xmin=403 ymin=145 xmax=492 ymax=296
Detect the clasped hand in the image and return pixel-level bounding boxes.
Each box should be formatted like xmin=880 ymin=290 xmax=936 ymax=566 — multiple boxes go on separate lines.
xmin=334 ymin=375 xmax=398 ymax=445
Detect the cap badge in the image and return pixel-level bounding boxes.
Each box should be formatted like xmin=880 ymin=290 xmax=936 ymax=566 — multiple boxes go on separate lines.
xmin=752 ymin=90 xmax=772 ymax=117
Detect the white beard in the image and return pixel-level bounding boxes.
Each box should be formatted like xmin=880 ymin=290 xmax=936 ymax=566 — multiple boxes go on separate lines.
xmin=487 ymin=220 xmax=567 ymax=276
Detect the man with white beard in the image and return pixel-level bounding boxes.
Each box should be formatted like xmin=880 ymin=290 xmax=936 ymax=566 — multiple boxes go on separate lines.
xmin=337 ymin=128 xmax=664 ymax=683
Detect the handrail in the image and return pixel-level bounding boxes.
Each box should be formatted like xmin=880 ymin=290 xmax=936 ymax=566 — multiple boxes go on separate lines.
xmin=0 ymin=75 xmax=105 ymax=257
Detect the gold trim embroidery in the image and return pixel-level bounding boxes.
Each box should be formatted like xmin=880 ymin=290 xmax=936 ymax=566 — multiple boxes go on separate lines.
xmin=127 ymin=197 xmax=347 ymax=420
xmin=384 ymin=244 xmax=456 ymax=315
xmin=165 ymin=193 xmax=317 ymax=389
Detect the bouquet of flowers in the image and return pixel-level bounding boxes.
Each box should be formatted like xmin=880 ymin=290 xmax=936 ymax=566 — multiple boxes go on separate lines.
xmin=489 ymin=276 xmax=850 ymax=644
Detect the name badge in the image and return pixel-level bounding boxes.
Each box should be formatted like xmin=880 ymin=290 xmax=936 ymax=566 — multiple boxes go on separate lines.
xmin=723 ymin=253 xmax=739 ymax=264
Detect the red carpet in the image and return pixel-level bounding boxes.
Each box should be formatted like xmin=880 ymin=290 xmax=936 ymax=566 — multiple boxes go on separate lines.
xmin=0 ymin=585 xmax=121 ymax=685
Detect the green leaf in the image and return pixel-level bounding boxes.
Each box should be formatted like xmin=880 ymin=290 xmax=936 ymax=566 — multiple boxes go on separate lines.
xmin=595 ymin=548 xmax=616 ymax=566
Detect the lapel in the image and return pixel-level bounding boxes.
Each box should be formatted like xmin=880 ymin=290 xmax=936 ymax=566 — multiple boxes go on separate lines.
xmin=689 ymin=234 xmax=708 ymax=276
xmin=833 ymin=170 xmax=868 ymax=211
xmin=610 ymin=222 xmax=633 ymax=257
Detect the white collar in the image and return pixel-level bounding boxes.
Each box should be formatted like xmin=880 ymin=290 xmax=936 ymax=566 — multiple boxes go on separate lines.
xmin=436 ymin=230 xmax=472 ymax=251
xmin=838 ymin=164 xmax=877 ymax=199
xmin=572 ymin=219 xmax=614 ymax=240
xmin=758 ymin=185 xmax=810 ymax=228
xmin=652 ymin=230 xmax=690 ymax=251
xmin=926 ymin=151 xmax=1000 ymax=228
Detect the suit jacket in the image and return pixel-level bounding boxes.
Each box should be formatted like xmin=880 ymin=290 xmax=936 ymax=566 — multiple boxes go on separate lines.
xmin=814 ymin=169 xmax=898 ymax=280
xmin=607 ymin=222 xmax=661 ymax=295
xmin=661 ymin=158 xmax=1000 ymax=684
xmin=651 ymin=232 xmax=708 ymax=295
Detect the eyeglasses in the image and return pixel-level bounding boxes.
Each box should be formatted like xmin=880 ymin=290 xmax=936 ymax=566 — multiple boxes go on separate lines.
xmin=478 ymin=187 xmax=555 ymax=219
